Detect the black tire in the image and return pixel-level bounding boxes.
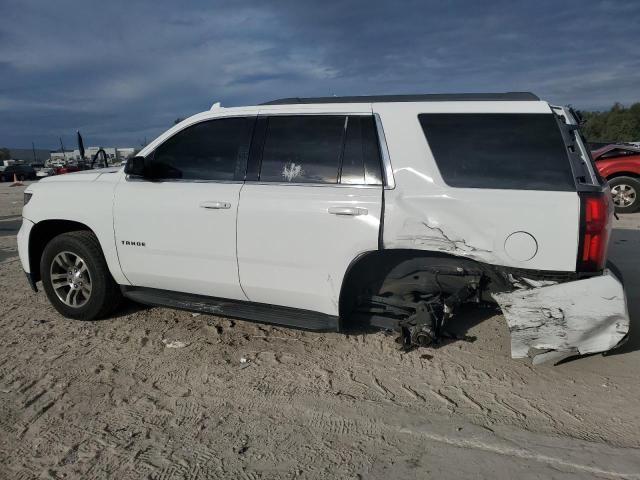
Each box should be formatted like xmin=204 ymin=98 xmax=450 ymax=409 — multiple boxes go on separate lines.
xmin=608 ymin=176 xmax=640 ymax=214
xmin=41 ymin=231 xmax=122 ymax=320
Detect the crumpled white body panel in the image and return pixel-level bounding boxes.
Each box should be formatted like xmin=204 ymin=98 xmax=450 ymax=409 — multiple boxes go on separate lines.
xmin=492 ymin=270 xmax=630 ymax=362
xmin=375 ymin=101 xmax=582 ymax=273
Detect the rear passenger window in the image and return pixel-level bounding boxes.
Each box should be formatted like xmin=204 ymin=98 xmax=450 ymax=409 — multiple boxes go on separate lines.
xmin=259 ymin=116 xmax=345 ymax=183
xmin=147 ymin=117 xmax=253 ymax=181
xmin=418 ymin=113 xmax=576 ymax=191
xmin=340 ymin=116 xmax=383 ymax=185
xmin=258 ymin=115 xmax=382 ymax=185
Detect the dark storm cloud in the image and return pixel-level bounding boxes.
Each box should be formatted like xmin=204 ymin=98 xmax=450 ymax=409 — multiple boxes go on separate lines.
xmin=1 ymin=0 xmax=639 ymax=148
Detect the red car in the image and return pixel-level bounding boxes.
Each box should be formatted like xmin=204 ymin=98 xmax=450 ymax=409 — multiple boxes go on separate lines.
xmin=591 ymin=144 xmax=640 ymax=213
xmin=54 ymin=164 xmax=80 ymax=175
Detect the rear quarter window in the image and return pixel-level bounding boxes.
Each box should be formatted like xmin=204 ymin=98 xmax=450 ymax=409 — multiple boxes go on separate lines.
xmin=418 ymin=113 xmax=576 ymax=191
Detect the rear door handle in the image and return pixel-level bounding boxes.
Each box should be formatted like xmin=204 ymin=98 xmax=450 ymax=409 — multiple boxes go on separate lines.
xmin=328 ymin=206 xmax=368 ymax=216
xmin=200 ymin=201 xmax=231 ymax=210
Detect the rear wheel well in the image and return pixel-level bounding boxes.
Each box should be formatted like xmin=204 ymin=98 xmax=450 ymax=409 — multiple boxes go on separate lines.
xmin=338 ymin=249 xmax=501 ymax=323
xmin=29 ymin=220 xmax=93 ymax=283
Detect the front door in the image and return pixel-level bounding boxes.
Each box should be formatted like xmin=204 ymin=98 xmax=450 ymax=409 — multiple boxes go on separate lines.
xmin=237 ymin=114 xmax=384 ymax=316
xmin=114 ymin=116 xmax=254 ymax=299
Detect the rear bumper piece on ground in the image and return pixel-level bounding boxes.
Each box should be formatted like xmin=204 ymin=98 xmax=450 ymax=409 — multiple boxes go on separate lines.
xmin=492 ymin=269 xmax=630 ymax=364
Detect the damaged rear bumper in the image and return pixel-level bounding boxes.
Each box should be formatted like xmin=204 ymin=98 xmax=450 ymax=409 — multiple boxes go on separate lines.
xmin=492 ymin=269 xmax=630 ymax=364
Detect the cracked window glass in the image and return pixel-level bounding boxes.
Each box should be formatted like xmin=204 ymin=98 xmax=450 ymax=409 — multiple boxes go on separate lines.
xmin=259 ymin=115 xmax=345 ymax=184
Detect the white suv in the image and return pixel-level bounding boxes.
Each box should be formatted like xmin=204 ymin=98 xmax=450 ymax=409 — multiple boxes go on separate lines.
xmin=18 ymin=93 xmax=629 ymax=363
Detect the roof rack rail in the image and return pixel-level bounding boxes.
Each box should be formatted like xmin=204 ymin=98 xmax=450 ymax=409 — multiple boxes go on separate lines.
xmin=261 ymin=92 xmax=539 ymax=105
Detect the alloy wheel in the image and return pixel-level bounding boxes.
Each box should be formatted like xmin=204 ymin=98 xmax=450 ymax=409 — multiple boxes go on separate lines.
xmin=50 ymin=251 xmax=92 ymax=308
xmin=611 ymin=184 xmax=637 ymax=208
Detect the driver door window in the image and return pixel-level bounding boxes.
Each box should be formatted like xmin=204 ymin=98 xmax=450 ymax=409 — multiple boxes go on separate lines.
xmin=146 ymin=117 xmax=253 ymax=180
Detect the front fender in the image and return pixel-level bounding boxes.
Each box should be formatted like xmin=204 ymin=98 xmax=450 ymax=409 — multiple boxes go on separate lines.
xmin=20 ymin=174 xmax=130 ymax=286
xmin=17 ymin=218 xmax=34 ymax=274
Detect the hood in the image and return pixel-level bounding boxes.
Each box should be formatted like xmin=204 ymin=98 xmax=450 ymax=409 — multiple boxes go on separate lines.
xmin=40 ymin=166 xmax=122 ymax=183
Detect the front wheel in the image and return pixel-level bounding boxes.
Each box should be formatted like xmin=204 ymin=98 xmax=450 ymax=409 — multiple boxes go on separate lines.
xmin=608 ymin=176 xmax=640 ymax=214
xmin=41 ymin=231 xmax=122 ymax=320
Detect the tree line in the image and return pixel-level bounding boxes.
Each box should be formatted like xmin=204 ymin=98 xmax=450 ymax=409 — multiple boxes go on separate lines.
xmin=579 ymin=102 xmax=640 ymax=143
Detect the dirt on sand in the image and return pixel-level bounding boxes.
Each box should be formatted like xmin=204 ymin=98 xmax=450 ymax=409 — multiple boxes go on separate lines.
xmin=1 ymin=182 xmax=640 ymax=479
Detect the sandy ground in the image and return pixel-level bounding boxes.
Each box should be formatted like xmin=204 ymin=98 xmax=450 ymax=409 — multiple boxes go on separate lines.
xmin=1 ymin=181 xmax=640 ymax=479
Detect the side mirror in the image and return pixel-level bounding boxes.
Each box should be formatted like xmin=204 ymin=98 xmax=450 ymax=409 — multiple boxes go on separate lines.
xmin=124 ymin=156 xmax=145 ymax=176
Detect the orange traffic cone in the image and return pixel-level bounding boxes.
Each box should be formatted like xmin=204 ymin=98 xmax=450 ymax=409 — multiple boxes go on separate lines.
xmin=10 ymin=173 xmax=24 ymax=187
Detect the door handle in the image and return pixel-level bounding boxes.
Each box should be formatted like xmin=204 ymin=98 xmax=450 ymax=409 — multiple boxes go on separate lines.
xmin=328 ymin=206 xmax=368 ymax=216
xmin=200 ymin=201 xmax=231 ymax=209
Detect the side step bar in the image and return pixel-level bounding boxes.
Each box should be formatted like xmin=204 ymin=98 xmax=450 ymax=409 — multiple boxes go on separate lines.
xmin=121 ymin=286 xmax=340 ymax=332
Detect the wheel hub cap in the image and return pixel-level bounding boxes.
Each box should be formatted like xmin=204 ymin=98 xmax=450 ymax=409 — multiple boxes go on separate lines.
xmin=50 ymin=251 xmax=92 ymax=308
xmin=611 ymin=184 xmax=636 ymax=208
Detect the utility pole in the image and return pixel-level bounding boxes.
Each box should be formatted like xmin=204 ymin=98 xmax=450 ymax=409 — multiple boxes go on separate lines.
xmin=32 ymin=142 xmax=37 ymax=165
xmin=59 ymin=137 xmax=67 ymax=163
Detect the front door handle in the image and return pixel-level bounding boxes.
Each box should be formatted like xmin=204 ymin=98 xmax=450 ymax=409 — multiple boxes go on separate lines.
xmin=200 ymin=201 xmax=231 ymax=210
xmin=328 ymin=206 xmax=368 ymax=216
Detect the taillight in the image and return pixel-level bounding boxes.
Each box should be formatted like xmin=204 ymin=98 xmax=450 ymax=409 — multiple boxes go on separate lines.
xmin=577 ymin=192 xmax=612 ymax=272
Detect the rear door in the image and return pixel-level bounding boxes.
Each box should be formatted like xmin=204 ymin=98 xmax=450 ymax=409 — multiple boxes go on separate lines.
xmin=237 ymin=114 xmax=383 ymax=316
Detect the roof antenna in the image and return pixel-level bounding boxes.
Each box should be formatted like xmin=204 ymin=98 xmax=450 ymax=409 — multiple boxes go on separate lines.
xmin=210 ymin=101 xmax=222 ymax=110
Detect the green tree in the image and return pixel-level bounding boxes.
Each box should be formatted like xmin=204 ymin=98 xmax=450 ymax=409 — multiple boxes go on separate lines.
xmin=580 ymin=102 xmax=640 ymax=143
xmin=0 ymin=148 xmax=10 ymax=160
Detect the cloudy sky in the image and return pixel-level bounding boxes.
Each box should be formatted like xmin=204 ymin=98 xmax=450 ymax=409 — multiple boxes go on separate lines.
xmin=1 ymin=0 xmax=639 ymax=148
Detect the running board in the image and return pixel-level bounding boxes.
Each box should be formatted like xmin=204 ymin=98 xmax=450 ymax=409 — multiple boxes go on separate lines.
xmin=121 ymin=286 xmax=340 ymax=332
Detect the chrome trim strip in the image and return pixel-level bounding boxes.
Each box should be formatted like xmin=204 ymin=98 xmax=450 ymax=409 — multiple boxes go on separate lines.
xmin=125 ymin=176 xmax=243 ymax=184
xmin=126 ymin=175 xmax=380 ymax=188
xmin=374 ymin=113 xmax=395 ymax=189
xmin=243 ymin=181 xmax=380 ymax=189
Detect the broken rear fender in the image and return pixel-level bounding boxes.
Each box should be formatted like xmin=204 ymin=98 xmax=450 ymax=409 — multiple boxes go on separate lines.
xmin=492 ymin=269 xmax=629 ymax=363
